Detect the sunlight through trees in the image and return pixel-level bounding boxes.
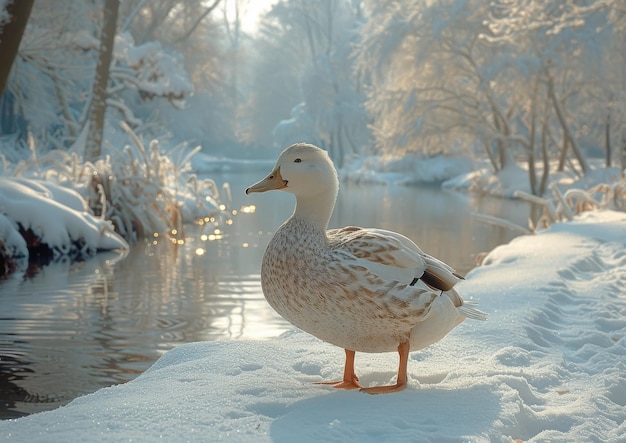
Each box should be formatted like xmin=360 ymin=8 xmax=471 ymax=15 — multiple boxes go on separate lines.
xmin=0 ymin=0 xmax=624 ymax=226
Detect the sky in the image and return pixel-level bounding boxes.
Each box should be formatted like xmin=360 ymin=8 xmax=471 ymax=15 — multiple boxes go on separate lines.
xmin=226 ymin=0 xmax=277 ymax=33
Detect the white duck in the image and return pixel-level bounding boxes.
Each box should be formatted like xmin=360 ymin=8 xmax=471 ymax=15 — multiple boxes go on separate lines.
xmin=246 ymin=143 xmax=486 ymax=394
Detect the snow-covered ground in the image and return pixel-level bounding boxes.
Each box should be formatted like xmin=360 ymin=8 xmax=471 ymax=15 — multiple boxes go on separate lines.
xmin=0 ymin=177 xmax=127 ymax=266
xmin=1 ymin=210 xmax=624 ymax=442
xmin=443 ymin=160 xmax=623 ymax=199
xmin=341 ymin=153 xmax=475 ymax=185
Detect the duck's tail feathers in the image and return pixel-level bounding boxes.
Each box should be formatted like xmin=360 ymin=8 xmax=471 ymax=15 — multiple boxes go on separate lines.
xmin=422 ymin=260 xmax=463 ymax=292
xmin=458 ymin=302 xmax=488 ymax=321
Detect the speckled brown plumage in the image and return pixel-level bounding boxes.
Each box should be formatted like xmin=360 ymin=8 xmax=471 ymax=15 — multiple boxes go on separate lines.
xmin=262 ymin=217 xmax=444 ymax=352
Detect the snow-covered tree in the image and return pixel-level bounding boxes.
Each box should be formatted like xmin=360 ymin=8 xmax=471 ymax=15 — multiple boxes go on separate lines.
xmin=119 ymin=0 xmax=234 ymax=150
xmin=120 ymin=0 xmax=223 ymax=94
xmin=486 ymin=0 xmax=625 ymax=175
xmin=0 ymin=0 xmax=227 ymax=256
xmin=241 ymin=0 xmax=372 ymax=164
xmin=359 ymin=0 xmax=625 ymax=194
xmin=358 ymin=0 xmax=515 ymax=164
xmin=1 ymin=1 xmax=196 ymax=154
xmin=236 ymin=17 xmax=302 ymax=152
xmin=0 ymin=0 xmax=92 ymax=141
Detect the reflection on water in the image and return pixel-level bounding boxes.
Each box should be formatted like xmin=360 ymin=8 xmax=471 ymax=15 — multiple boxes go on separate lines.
xmin=0 ymin=174 xmax=535 ymax=418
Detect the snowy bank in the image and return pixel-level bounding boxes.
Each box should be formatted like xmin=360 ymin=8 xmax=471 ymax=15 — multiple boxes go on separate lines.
xmin=1 ymin=211 xmax=625 ymax=442
xmin=343 ymin=154 xmax=474 ymax=185
xmin=443 ymin=160 xmax=623 ymax=199
xmin=0 ymin=177 xmax=127 ymax=272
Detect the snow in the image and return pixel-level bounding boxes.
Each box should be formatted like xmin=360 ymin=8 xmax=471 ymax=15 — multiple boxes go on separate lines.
xmin=342 ymin=154 xmax=475 ymax=185
xmin=443 ymin=162 xmax=531 ymax=198
xmin=10 ymin=177 xmax=87 ymax=212
xmin=444 ymin=160 xmax=624 ymax=199
xmin=0 ymin=213 xmax=27 ymax=260
xmin=1 ymin=210 xmax=625 ymax=442
xmin=0 ymin=177 xmax=127 ymax=261
xmin=114 ymin=32 xmax=194 ymax=106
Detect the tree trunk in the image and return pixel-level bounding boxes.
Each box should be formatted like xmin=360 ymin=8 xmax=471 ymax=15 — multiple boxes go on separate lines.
xmin=491 ymin=109 xmax=512 ymax=171
xmin=483 ymin=141 xmax=499 ymax=172
xmin=491 ymin=113 xmax=502 ymax=172
xmin=0 ymin=0 xmax=34 ymax=98
xmin=621 ymin=128 xmax=626 ymax=174
xmin=85 ymin=0 xmax=119 ymax=162
xmin=539 ymin=117 xmax=549 ymax=196
xmin=527 ymin=96 xmax=538 ymax=195
xmin=557 ymin=131 xmax=568 ymax=172
xmin=547 ymin=75 xmax=590 ymax=175
xmin=605 ymin=111 xmax=611 ymax=168
xmin=528 ymin=149 xmax=537 ymax=195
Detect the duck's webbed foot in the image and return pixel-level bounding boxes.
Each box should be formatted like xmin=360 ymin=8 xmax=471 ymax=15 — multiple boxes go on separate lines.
xmin=360 ymin=381 xmax=407 ymax=394
xmin=315 ymin=374 xmax=362 ymax=390
xmin=314 ymin=349 xmax=362 ymax=390
xmin=360 ymin=341 xmax=409 ymax=395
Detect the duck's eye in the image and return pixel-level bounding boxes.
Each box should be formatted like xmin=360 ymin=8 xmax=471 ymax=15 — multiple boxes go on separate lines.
xmin=294 ymin=158 xmax=302 ymax=163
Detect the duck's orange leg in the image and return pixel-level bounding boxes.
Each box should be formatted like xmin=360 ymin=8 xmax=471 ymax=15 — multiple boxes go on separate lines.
xmin=315 ymin=349 xmax=362 ymax=389
xmin=360 ymin=341 xmax=409 ymax=395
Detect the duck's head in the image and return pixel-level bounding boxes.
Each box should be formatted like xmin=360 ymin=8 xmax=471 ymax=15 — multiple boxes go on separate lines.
xmin=246 ymin=143 xmax=339 ymax=228
xmin=246 ymin=143 xmax=338 ymax=199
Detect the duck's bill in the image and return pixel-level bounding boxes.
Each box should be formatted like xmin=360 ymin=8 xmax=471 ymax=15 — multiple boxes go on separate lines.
xmin=245 ymin=167 xmax=288 ymax=194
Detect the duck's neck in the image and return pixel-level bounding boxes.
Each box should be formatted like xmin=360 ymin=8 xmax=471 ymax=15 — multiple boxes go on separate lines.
xmin=292 ymin=188 xmax=337 ymax=231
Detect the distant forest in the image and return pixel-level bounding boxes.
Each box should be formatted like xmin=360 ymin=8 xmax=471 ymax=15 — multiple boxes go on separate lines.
xmin=1 ymin=1 xmax=625 ymax=191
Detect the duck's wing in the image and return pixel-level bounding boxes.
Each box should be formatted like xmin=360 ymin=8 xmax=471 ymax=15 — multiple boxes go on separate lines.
xmin=327 ymin=226 xmax=462 ymax=292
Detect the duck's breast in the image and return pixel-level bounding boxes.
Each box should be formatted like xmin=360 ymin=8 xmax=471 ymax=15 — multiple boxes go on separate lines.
xmin=261 ymin=219 xmax=439 ymax=352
